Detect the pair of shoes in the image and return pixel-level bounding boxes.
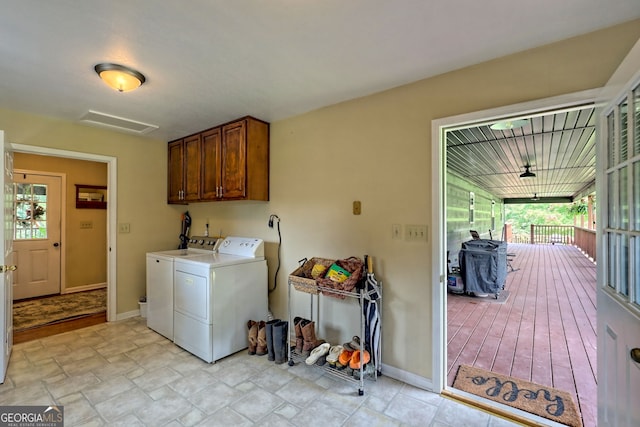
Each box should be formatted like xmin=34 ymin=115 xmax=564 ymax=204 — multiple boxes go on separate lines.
xmin=306 ymin=342 xmax=330 ymax=365
xmin=247 ymin=320 xmax=267 ymax=356
xmin=326 ymin=345 xmax=343 ymax=367
xmin=336 ymin=348 xmax=370 ymax=370
xmin=293 ymin=317 xmax=325 ymax=357
xmin=349 ymin=349 xmax=370 ymax=370
xmin=343 ymin=336 xmax=361 ymax=351
xmin=247 ymin=320 xmax=258 ymax=355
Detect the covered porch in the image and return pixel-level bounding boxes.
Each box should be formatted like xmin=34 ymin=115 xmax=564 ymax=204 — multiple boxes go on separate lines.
xmin=447 ymin=243 xmax=597 ymax=427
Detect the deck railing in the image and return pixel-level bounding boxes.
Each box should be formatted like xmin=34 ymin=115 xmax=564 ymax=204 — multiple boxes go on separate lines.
xmin=530 ymin=224 xmax=574 ymax=245
xmin=574 ymin=226 xmax=597 ymax=262
xmin=507 ymin=224 xmax=596 ymax=262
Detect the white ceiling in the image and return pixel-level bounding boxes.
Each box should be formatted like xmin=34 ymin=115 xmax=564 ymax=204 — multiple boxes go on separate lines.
xmin=1 ymin=0 xmax=639 ymax=142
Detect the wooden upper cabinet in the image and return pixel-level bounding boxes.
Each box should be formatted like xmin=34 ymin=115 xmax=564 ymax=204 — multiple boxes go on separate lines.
xmin=183 ymin=134 xmax=201 ymax=202
xmin=167 ymin=135 xmax=201 ymax=204
xmin=200 ymin=128 xmax=221 ymax=201
xmin=220 ymin=120 xmax=247 ymax=199
xmin=168 ymin=116 xmax=269 ymax=204
xmin=167 ymin=139 xmax=185 ymax=203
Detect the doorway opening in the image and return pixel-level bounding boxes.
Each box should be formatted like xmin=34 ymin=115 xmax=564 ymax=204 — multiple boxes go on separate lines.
xmin=431 ymin=89 xmax=600 ymax=427
xmin=9 ymin=144 xmax=117 ymax=332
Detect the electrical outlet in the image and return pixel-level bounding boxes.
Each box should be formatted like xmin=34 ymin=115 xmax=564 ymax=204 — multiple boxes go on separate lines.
xmin=118 ymin=223 xmax=131 ymax=233
xmin=406 ymin=224 xmax=428 ymax=242
xmin=353 ymin=201 xmax=361 ymax=215
xmin=392 ymin=224 xmax=402 ymax=240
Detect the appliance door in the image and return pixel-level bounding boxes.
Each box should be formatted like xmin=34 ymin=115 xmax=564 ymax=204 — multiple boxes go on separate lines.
xmin=146 ymin=254 xmax=174 ymax=339
xmin=174 ymin=267 xmax=210 ymax=323
xmin=174 ymin=264 xmax=213 ymax=362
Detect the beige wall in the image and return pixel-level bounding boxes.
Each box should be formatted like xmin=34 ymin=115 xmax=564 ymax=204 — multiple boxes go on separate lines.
xmin=14 ymin=153 xmax=108 ymax=290
xmin=0 ymin=19 xmax=638 ymax=383
xmin=0 ymin=113 xmax=184 ymax=314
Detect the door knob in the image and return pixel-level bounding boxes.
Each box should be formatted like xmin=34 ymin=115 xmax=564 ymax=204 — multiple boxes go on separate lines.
xmin=53 ymin=242 xmax=60 ymax=247
xmin=631 ymin=348 xmax=640 ymax=363
xmin=0 ymin=265 xmax=17 ymax=273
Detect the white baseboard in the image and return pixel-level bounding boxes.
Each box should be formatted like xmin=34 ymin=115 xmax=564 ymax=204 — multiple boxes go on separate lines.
xmin=381 ymin=363 xmax=433 ymax=391
xmin=61 ymin=283 xmax=107 ymax=294
xmin=115 ymin=310 xmax=141 ymax=321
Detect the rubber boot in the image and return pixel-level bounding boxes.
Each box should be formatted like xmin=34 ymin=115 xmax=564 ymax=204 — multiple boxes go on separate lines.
xmin=265 ymin=319 xmax=280 ymax=361
xmin=301 ymin=320 xmax=324 ymax=357
xmin=273 ymin=320 xmax=289 ymax=365
xmin=293 ymin=317 xmax=305 ymax=355
xmin=256 ymin=321 xmax=267 ymax=356
xmin=247 ymin=320 xmax=258 ymax=355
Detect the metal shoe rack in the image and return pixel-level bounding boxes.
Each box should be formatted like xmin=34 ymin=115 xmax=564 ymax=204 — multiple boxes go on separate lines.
xmin=286 ymin=279 xmax=382 ymax=396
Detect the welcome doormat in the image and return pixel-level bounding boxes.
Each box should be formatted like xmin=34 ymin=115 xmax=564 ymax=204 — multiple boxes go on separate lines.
xmin=13 ymin=289 xmax=107 ymax=331
xmin=453 ymin=364 xmax=582 ymax=427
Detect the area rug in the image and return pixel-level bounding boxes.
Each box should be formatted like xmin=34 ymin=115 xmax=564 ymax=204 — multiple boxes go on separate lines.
xmin=453 ymin=364 xmax=582 ymax=427
xmin=13 ymin=289 xmax=107 ymax=331
xmin=449 ymin=290 xmax=510 ymax=304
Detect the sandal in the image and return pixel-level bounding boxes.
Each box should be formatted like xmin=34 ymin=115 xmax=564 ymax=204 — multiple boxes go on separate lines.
xmin=326 ymin=345 xmax=343 ymax=367
xmin=343 ymin=336 xmax=360 ymax=351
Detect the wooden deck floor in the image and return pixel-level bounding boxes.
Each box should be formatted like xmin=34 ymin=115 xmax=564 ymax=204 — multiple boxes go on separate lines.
xmin=447 ymin=243 xmax=597 ymax=427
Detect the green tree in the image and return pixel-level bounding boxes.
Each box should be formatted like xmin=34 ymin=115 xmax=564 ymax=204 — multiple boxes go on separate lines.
xmin=505 ymin=203 xmax=576 ymax=237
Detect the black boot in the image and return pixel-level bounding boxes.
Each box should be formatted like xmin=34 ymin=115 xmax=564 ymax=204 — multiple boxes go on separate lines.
xmin=273 ymin=320 xmax=289 ymax=365
xmin=265 ymin=319 xmax=280 ymax=361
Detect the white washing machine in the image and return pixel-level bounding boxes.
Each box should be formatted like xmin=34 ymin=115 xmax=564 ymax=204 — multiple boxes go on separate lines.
xmin=146 ymin=237 xmax=222 ymax=340
xmin=173 ymin=237 xmax=268 ymax=363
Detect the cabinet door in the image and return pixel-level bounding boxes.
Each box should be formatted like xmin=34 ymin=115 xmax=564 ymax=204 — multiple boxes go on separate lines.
xmin=200 ymin=128 xmax=221 ymax=200
xmin=220 ymin=120 xmax=247 ymax=199
xmin=167 ymin=139 xmax=185 ymax=203
xmin=183 ymin=134 xmax=201 ymax=201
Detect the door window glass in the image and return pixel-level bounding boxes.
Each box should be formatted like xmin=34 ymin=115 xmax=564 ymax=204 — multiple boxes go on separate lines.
xmin=14 ymin=183 xmax=47 ymax=240
xmin=608 ymin=171 xmax=617 ymax=228
xmin=634 ymin=237 xmax=640 ymax=307
xmin=620 ymin=234 xmax=629 ymax=297
xmin=607 ymin=111 xmax=616 ymax=168
xmin=634 ymin=85 xmax=640 ymax=157
xmin=635 ymin=163 xmax=640 ymax=231
xmin=607 ymin=234 xmax=616 ymax=290
xmin=620 ymin=166 xmax=628 ymax=230
xmin=620 ymin=100 xmax=628 ymax=162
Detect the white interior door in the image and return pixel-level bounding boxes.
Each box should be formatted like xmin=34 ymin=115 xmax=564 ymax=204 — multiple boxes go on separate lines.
xmin=12 ymin=171 xmax=61 ymax=300
xmin=0 ymin=130 xmax=16 ymax=382
xmin=597 ymin=39 xmax=640 ymax=427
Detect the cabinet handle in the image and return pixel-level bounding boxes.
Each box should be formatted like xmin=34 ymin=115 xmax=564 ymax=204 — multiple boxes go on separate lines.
xmin=219 ymin=186 xmax=223 ymax=198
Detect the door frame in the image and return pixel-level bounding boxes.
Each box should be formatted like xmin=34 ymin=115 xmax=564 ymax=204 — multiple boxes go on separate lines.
xmin=12 ymin=169 xmax=66 ymax=299
xmin=10 ymin=144 xmax=117 ymax=321
xmin=430 ymin=87 xmax=602 ymax=393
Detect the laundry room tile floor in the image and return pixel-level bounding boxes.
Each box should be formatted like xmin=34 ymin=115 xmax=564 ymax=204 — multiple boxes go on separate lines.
xmin=0 ymin=317 xmax=518 ymax=426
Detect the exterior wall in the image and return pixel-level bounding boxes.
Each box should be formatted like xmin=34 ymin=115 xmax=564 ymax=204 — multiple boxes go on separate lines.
xmin=446 ymin=172 xmax=503 ymax=268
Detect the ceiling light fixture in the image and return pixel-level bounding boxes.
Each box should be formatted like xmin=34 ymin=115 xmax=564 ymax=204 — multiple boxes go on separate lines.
xmin=490 ymin=119 xmax=529 ymax=130
xmin=519 ymin=164 xmax=536 ymax=179
xmin=94 ymin=63 xmax=146 ymax=92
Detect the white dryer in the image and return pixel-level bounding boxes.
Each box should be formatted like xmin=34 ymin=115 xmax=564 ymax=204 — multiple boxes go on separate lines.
xmin=173 ymin=237 xmax=268 ymax=363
